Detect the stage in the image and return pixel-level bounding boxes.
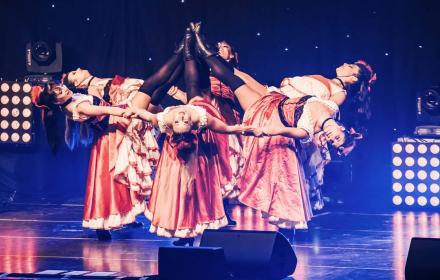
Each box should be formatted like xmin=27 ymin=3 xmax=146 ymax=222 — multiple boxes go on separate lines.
xmin=1 ymin=202 xmax=438 ymax=279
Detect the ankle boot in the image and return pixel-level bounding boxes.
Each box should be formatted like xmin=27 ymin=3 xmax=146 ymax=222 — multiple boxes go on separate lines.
xmin=183 ymin=27 xmax=194 ymax=61
xmin=172 ymin=237 xmax=195 ymax=246
xmin=174 ymin=37 xmax=185 ymax=54
xmin=190 ymin=22 xmax=217 ymax=58
xmin=96 ymin=229 xmax=112 ymax=241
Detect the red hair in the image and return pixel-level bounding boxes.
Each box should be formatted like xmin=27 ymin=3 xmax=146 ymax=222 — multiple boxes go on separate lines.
xmin=171 ymin=132 xmax=197 ymax=162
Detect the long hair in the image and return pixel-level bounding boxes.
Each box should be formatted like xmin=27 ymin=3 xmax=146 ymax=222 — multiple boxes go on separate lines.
xmin=170 ymin=132 xmax=197 ymax=162
xmin=31 ymin=85 xmax=60 ymax=154
xmin=344 ymin=60 xmax=377 ymax=135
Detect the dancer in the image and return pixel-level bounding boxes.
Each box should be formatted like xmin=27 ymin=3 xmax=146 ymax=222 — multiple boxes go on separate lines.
xmin=125 ymin=28 xmax=260 ymax=246
xmin=223 ymin=55 xmax=376 ymax=210
xmin=191 ymin=22 xmax=357 ymax=232
xmin=31 ymin=83 xmax=148 ymax=240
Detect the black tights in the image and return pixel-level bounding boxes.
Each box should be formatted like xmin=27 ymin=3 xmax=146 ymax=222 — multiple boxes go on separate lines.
xmin=204 ymin=55 xmax=245 ymax=92
xmin=140 ymin=53 xmax=182 ymax=96
xmin=150 ymin=62 xmax=183 ymax=106
xmin=184 ymin=57 xmax=201 ymax=101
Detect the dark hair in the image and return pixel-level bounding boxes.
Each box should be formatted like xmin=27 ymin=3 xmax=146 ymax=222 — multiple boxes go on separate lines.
xmin=171 ymin=132 xmax=196 ymax=162
xmin=33 ymin=85 xmax=61 ymax=154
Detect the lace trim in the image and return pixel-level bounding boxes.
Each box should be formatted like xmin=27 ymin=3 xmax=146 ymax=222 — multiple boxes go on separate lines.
xmin=261 ymin=211 xmax=309 ymax=229
xmin=71 ymin=94 xmax=94 ymax=121
xmin=145 ymin=209 xmax=228 ymax=238
xmin=296 ymin=97 xmax=339 ymax=143
xmin=82 ymin=201 xmax=147 ymax=230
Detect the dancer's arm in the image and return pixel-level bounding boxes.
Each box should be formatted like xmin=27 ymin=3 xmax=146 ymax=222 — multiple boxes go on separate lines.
xmin=207 ymin=114 xmax=262 ymax=136
xmin=234 ymin=68 xmax=267 ymax=96
xmin=76 ymin=102 xmax=124 ymax=117
xmin=262 ymin=126 xmax=308 ymax=139
xmin=123 ymin=107 xmax=158 ymax=125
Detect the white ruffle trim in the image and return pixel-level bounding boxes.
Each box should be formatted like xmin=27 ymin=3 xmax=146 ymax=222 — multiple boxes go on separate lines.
xmin=261 ymin=211 xmax=309 ymax=230
xmin=145 ymin=209 xmax=228 ymax=238
xmin=82 ymin=201 xmax=147 ymax=230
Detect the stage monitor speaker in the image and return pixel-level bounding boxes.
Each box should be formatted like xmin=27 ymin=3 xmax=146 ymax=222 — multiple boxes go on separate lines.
xmin=200 ymin=229 xmax=296 ymax=280
xmin=158 ymin=246 xmax=231 ymax=280
xmin=26 ymin=41 xmax=62 ymax=74
xmin=405 ymin=237 xmax=440 ymax=280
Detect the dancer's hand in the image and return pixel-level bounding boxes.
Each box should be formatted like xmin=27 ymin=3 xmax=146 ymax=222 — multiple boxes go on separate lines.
xmin=123 ymin=107 xmax=139 ymax=119
xmin=190 ymin=22 xmax=201 ymax=33
xmin=240 ymin=126 xmax=264 ymax=137
xmin=262 ymin=126 xmax=282 ymax=136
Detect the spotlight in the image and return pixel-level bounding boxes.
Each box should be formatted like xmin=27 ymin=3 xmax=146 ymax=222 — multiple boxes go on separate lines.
xmin=417 ymin=170 xmax=428 ymax=180
xmin=392 ymin=140 xmax=439 ymax=209
xmin=430 ymin=184 xmax=439 ymax=194
xmin=393 ymin=170 xmax=403 ymax=179
xmin=430 ymin=197 xmax=439 ymax=207
xmin=26 ymin=40 xmax=62 ymax=74
xmin=430 ymin=157 xmax=439 ymax=167
xmin=393 ymin=157 xmax=402 ymax=166
xmin=430 ymin=170 xmax=439 ymax=180
xmin=417 ymin=157 xmax=428 ymax=167
xmin=405 ymin=183 xmax=415 ymax=193
xmin=393 ymin=195 xmax=403 ymax=205
xmin=417 ymin=144 xmax=428 ymax=154
xmin=393 ymin=183 xmax=403 ymax=192
xmin=405 ymin=196 xmax=415 ymax=206
xmin=417 ymin=196 xmax=428 ymax=206
xmin=405 ymin=157 xmax=415 ymax=166
xmin=417 ymin=183 xmax=427 ymax=193
xmin=417 ymin=86 xmax=440 ymax=125
xmin=405 ymin=170 xmax=415 ymax=180
xmin=405 ymin=144 xmax=415 ymax=153
xmin=0 ymin=81 xmax=34 ymax=145
xmin=393 ymin=143 xmax=403 ymax=153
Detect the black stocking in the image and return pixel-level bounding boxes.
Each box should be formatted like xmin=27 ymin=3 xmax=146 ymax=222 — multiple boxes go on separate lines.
xmin=184 ymin=57 xmax=201 ymax=101
xmin=140 ymin=53 xmax=182 ymax=95
xmin=204 ymin=55 xmax=245 ymax=91
xmin=150 ymin=62 xmax=183 ymax=106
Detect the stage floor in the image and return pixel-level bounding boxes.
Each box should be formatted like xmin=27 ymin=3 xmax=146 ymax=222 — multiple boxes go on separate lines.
xmin=0 ymin=202 xmax=439 ymax=279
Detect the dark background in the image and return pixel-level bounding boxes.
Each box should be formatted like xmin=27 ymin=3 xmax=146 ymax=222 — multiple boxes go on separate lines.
xmin=0 ymin=0 xmax=439 ymax=210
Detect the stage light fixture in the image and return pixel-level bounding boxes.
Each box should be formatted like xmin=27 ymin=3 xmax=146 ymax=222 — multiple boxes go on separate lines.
xmin=405 ymin=157 xmax=415 ymax=166
xmin=393 ymin=183 xmax=403 ymax=192
xmin=430 ymin=197 xmax=439 ymax=206
xmin=0 ymin=81 xmax=34 ymax=146
xmin=405 ymin=183 xmax=415 ymax=193
xmin=417 ymin=196 xmax=427 ymax=206
xmin=26 ymin=41 xmax=62 ymax=74
xmin=393 ymin=170 xmax=403 ymax=179
xmin=417 ymin=183 xmax=427 ymax=193
xmin=417 ymin=144 xmax=428 ymax=153
xmin=393 ymin=157 xmax=402 ymax=166
xmin=417 ymin=157 xmax=427 ymax=167
xmin=393 ymin=143 xmax=403 ymax=153
xmin=405 ymin=144 xmax=415 ymax=153
xmin=431 ymin=171 xmax=439 ymax=180
xmin=417 ymin=170 xmax=427 ymax=180
xmin=405 ymin=196 xmax=415 ymax=206
xmin=391 ymin=139 xmax=439 ymax=209
xmin=393 ymin=195 xmax=403 ymax=205
xmin=405 ymin=170 xmax=415 ymax=180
